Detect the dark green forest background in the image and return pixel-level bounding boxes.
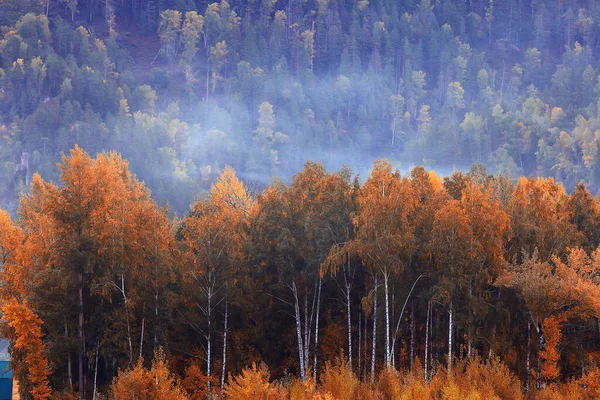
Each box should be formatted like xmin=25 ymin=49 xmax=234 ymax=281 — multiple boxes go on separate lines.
xmin=1 ymin=0 xmax=600 ymax=215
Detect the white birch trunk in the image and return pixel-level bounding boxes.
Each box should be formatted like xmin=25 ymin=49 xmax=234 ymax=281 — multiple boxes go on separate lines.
xmin=448 ymin=300 xmax=453 ymax=375
xmin=384 ymin=271 xmax=391 ymax=369
xmin=410 ymin=302 xmax=415 ymax=369
xmin=304 ymin=293 xmax=311 ymax=374
xmin=139 ymin=317 xmax=145 ymax=359
xmin=206 ymin=275 xmax=213 ymax=391
xmin=347 ymin=282 xmax=352 ymax=371
xmin=92 ymin=342 xmax=99 ymax=400
xmin=425 ymin=299 xmax=430 ymax=382
xmin=221 ymin=292 xmax=228 ymax=391
xmin=313 ymin=277 xmax=322 ymax=382
xmin=371 ymin=277 xmax=378 ymax=384
xmin=391 ymin=285 xmax=395 ymax=370
xmin=293 ymin=282 xmax=306 ymax=381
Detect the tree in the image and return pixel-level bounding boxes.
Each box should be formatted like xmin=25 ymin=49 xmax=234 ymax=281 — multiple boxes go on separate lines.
xmin=389 ymin=94 xmax=406 ymax=146
xmin=179 ymin=166 xmax=251 ymax=392
xmin=4 ymin=146 xmax=173 ymax=399
xmin=507 ymin=177 xmax=581 ymax=262
xmin=252 ymin=101 xmax=288 ymax=174
xmin=224 ymin=363 xmax=282 ymax=400
xmin=301 ymin=29 xmax=315 ymax=72
xmin=180 ymin=11 xmax=204 ymax=65
xmin=251 ymin=163 xmax=354 ymax=381
xmin=498 ymin=249 xmax=600 ymax=386
xmin=110 ymin=348 xmax=188 ymax=400
xmin=352 ymin=160 xmax=416 ymax=370
xmin=431 ymin=181 xmax=509 ymax=373
xmin=158 ymin=10 xmax=182 ymax=64
xmin=1 ymin=299 xmax=51 ymax=400
xmin=446 ymin=81 xmax=465 ymax=117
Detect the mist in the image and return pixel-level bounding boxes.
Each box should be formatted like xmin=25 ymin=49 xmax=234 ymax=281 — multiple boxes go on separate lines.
xmin=1 ymin=0 xmax=599 ymax=216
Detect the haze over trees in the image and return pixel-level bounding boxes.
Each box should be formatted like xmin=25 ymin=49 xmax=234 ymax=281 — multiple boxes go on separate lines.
xmin=5 ymin=0 xmax=600 ymax=216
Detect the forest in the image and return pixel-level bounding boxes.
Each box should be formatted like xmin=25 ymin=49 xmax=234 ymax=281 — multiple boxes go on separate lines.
xmin=4 ymin=0 xmax=600 ymax=398
xmin=5 ymin=0 xmax=600 ymax=216
xmin=2 ymin=147 xmax=600 ymax=399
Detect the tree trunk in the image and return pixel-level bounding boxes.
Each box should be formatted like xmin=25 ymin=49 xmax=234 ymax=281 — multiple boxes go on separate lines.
xmin=448 ymin=300 xmax=453 ymax=376
xmin=153 ymin=214 xmax=160 ymax=359
xmin=78 ymin=271 xmax=85 ymax=400
xmin=313 ymin=277 xmax=322 ymax=382
xmin=526 ymin=320 xmax=530 ymax=393
xmin=154 ymin=290 xmax=159 ymax=357
xmin=293 ymin=281 xmax=306 ymax=381
xmin=121 ymin=272 xmax=133 ymax=366
xmin=467 ymin=278 xmax=473 ymax=359
xmin=371 ymin=277 xmax=378 ymax=384
xmin=425 ymin=299 xmax=430 ymax=382
xmin=364 ymin=312 xmax=368 ymax=381
xmin=347 ymin=282 xmax=352 ymax=371
xmin=65 ymin=321 xmax=73 ymax=390
xmin=468 ymin=329 xmax=472 ymax=359
xmin=384 ymin=271 xmax=390 ymax=369
xmin=139 ymin=317 xmax=145 ymax=359
xmin=410 ymin=302 xmax=415 ymax=369
xmin=206 ymin=58 xmax=211 ymax=102
xmin=435 ymin=309 xmax=440 ymax=374
xmin=221 ymin=290 xmax=228 ymax=391
xmin=92 ymin=342 xmax=99 ymax=400
xmin=358 ymin=313 xmax=362 ymax=379
xmin=392 ymin=286 xmax=395 ymax=370
xmin=207 ymin=283 xmax=212 ymax=389
xmin=304 ymin=292 xmax=313 ymax=374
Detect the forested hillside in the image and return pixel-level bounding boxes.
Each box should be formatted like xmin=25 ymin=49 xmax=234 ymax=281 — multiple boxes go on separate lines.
xmin=4 ymin=0 xmax=600 ymax=215
xmin=3 ymin=148 xmax=600 ymax=399
xmin=5 ymin=0 xmax=600 ymax=399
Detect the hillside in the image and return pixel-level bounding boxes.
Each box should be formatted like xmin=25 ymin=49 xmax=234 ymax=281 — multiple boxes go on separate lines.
xmin=2 ymin=1 xmax=600 ymax=216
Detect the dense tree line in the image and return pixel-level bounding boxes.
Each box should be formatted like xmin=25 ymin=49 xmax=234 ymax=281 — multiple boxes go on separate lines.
xmin=3 ymin=147 xmax=600 ymax=398
xmin=6 ymin=1 xmax=600 ymax=216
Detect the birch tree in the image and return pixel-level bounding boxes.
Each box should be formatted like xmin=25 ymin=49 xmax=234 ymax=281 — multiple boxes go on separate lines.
xmin=351 ymin=160 xmax=416 ymax=370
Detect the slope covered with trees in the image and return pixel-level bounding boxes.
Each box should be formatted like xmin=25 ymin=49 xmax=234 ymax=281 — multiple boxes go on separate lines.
xmin=4 ymin=0 xmax=600 ymax=215
xmin=3 ymin=147 xmax=600 ymax=398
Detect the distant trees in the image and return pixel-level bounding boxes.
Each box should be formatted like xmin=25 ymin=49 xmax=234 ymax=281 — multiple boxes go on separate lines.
xmin=7 ymin=0 xmax=600 ymax=217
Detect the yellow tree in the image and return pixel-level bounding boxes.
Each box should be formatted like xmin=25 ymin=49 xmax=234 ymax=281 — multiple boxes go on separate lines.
xmin=1 ymin=300 xmax=51 ymax=400
xmin=352 ymin=160 xmax=416 ymax=371
xmin=2 ymin=146 xmax=173 ymax=399
xmin=180 ymin=166 xmax=252 ymax=392
xmin=0 ymin=210 xmax=51 ymax=400
xmin=498 ymin=248 xmax=600 ymax=386
xmin=110 ymin=348 xmax=188 ymax=400
xmin=251 ymin=162 xmax=354 ymax=382
xmin=432 ymin=181 xmax=509 ymax=374
xmin=508 ymin=177 xmax=581 ymax=262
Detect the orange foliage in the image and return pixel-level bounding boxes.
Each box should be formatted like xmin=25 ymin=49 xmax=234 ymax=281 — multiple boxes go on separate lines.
xmin=224 ymin=363 xmax=283 ymax=400
xmin=1 ymin=299 xmax=51 ymax=400
xmin=181 ymin=363 xmax=218 ymax=399
xmin=508 ymin=177 xmax=581 ymax=261
xmin=110 ymin=348 xmax=188 ymax=400
xmin=317 ymin=357 xmax=359 ymax=400
xmin=540 ymin=316 xmax=562 ymax=382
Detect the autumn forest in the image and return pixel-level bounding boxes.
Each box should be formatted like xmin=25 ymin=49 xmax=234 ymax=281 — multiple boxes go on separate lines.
xmin=6 ymin=0 xmax=600 ymax=398
xmin=2 ymin=146 xmax=600 ymax=399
